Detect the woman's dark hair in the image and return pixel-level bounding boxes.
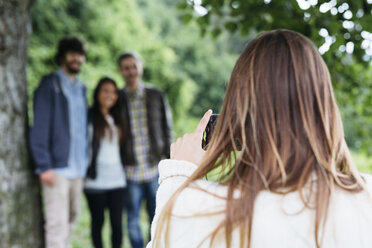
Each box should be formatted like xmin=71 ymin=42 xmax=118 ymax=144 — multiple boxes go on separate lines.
xmin=92 ymin=77 xmax=124 ymax=143
xmin=55 ymin=37 xmax=86 ymax=65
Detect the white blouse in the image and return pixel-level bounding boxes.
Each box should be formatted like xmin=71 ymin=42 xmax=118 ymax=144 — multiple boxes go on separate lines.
xmin=147 ymin=159 xmax=372 ymax=248
xmin=84 ymin=115 xmax=126 ymax=190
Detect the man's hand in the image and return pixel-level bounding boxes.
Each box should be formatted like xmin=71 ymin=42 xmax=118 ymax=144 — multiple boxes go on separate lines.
xmin=39 ymin=169 xmax=56 ymax=186
xmin=170 ymin=110 xmax=212 ymax=166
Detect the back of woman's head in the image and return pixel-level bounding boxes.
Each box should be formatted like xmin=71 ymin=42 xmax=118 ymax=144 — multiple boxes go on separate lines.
xmin=209 ymin=29 xmax=358 ymax=188
xmin=202 ymin=29 xmax=365 ymax=247
xmin=155 ymin=30 xmax=366 ymax=248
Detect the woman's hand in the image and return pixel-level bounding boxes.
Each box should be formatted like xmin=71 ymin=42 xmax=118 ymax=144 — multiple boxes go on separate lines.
xmin=170 ymin=110 xmax=213 ymax=165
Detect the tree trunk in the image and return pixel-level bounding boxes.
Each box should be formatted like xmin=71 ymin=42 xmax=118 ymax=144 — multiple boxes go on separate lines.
xmin=0 ymin=0 xmax=43 ymax=247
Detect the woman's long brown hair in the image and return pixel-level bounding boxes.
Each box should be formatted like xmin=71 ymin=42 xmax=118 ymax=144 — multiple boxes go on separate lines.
xmin=153 ymin=30 xmax=368 ymax=248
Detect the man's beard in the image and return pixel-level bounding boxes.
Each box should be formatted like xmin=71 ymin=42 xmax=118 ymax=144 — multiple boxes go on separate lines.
xmin=65 ymin=61 xmax=81 ymax=74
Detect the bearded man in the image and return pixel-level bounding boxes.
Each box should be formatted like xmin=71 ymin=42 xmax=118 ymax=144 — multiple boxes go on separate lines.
xmin=29 ymin=37 xmax=88 ymax=248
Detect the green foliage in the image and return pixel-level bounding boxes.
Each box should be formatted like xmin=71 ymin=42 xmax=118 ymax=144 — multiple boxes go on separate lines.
xmin=179 ymin=0 xmax=372 ymax=153
xmin=180 ymin=0 xmax=372 ymax=62
xmin=28 ymin=0 xmax=372 ymax=151
xmin=351 ymin=150 xmax=372 ymax=174
xmin=29 ymin=0 xmax=151 ymax=102
xmin=28 ymin=0 xmax=197 ymax=129
xmin=335 ymin=62 xmax=372 ymax=152
xmin=137 ymin=0 xmax=242 ymax=117
xmin=28 ymin=0 xmax=244 ymax=139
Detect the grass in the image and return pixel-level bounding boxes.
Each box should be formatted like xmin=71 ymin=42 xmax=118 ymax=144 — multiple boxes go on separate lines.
xmin=71 ymin=150 xmax=372 ymax=247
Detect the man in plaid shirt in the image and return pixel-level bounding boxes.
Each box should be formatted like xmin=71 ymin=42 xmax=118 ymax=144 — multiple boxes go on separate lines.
xmin=118 ymin=52 xmax=173 ymax=248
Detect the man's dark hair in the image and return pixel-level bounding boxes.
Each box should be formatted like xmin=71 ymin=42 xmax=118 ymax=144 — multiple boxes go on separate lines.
xmin=55 ymin=37 xmax=86 ymax=65
xmin=117 ymin=51 xmax=142 ymax=67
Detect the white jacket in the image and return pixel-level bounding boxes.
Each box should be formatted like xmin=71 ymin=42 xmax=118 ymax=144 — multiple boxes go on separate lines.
xmin=147 ymin=159 xmax=372 ymax=248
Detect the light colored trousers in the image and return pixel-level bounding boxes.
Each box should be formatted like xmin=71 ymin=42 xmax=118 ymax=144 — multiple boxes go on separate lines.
xmin=42 ymin=174 xmax=83 ymax=248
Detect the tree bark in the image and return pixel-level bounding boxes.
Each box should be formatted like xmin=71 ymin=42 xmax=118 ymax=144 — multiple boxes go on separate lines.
xmin=0 ymin=0 xmax=43 ymax=247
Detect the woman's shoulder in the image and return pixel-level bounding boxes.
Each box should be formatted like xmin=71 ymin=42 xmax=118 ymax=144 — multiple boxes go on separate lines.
xmin=155 ymin=160 xmax=230 ymax=247
xmin=362 ymin=173 xmax=372 ymax=187
xmin=158 ymin=160 xmax=229 ymax=214
xmin=173 ymin=180 xmax=228 ymax=214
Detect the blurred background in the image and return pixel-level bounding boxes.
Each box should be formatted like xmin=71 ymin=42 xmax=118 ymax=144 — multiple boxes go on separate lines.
xmin=27 ymin=1 xmax=372 ymax=244
xmin=1 ymin=0 xmax=372 ymax=247
xmin=27 ymin=0 xmax=372 ymax=152
xmin=26 ymin=0 xmax=372 ymax=246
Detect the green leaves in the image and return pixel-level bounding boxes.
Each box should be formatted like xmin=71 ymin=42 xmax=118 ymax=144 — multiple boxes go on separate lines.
xmin=180 ymin=0 xmax=372 ymax=62
xmin=178 ymin=0 xmax=372 ymax=153
xmin=28 ymin=0 xmax=242 ymax=139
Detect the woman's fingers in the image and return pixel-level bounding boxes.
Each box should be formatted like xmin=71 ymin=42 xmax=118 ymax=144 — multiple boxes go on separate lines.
xmin=195 ymin=109 xmax=213 ymax=139
xmin=169 ymin=110 xmax=212 ymax=164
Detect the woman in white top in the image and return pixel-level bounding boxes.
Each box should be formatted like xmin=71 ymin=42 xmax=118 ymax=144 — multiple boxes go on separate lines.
xmin=84 ymin=77 xmax=126 ymax=248
xmin=147 ymin=30 xmax=372 ymax=248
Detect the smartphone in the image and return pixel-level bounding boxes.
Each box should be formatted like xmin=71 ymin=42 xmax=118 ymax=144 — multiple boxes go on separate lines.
xmin=202 ymin=114 xmax=219 ymax=150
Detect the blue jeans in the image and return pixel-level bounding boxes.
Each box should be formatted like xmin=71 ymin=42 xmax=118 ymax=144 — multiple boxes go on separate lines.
xmin=125 ymin=177 xmax=158 ymax=248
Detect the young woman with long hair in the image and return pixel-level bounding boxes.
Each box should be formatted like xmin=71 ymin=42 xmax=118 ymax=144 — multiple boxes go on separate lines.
xmin=84 ymin=77 xmax=126 ymax=248
xmin=147 ymin=30 xmax=372 ymax=247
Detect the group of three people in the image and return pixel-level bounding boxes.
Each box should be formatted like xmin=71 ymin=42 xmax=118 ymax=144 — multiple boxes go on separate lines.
xmin=29 ymin=37 xmax=172 ymax=248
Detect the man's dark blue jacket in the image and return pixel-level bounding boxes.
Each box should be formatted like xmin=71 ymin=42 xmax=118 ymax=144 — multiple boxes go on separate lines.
xmin=29 ymin=72 xmax=86 ymax=174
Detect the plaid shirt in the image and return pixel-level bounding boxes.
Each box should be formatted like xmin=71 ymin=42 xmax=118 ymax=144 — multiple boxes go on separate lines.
xmin=124 ymin=84 xmax=159 ymax=182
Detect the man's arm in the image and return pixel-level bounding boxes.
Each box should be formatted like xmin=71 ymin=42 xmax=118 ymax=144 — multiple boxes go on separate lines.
xmin=29 ymin=76 xmax=53 ymax=175
xmin=160 ymin=92 xmax=173 ymax=158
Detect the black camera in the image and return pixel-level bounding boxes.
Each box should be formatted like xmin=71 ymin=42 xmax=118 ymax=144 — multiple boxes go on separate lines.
xmin=202 ymin=114 xmax=219 ymax=150
xmin=202 ymin=114 xmax=241 ymax=150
